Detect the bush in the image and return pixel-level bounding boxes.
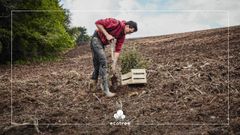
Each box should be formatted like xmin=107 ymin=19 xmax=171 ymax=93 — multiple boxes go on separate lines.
xmin=120 ymin=46 xmax=148 ymax=74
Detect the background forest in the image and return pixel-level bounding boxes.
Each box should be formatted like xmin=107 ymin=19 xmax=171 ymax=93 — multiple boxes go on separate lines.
xmin=0 ymin=0 xmax=90 ymax=64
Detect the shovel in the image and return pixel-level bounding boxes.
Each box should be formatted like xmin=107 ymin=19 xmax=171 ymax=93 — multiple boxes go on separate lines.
xmin=110 ymin=39 xmax=118 ymax=90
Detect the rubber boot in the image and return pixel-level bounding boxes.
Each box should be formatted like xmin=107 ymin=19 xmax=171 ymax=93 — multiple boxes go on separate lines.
xmin=100 ymin=80 xmax=116 ymax=97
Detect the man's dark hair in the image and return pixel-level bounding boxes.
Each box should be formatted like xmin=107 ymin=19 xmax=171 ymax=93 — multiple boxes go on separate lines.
xmin=126 ymin=21 xmax=138 ymax=32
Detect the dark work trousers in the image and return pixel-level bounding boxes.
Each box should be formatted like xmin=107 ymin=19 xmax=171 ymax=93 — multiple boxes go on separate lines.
xmin=90 ymin=36 xmax=109 ymax=92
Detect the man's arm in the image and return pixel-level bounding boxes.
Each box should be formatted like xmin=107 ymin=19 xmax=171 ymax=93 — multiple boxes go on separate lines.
xmin=111 ymin=36 xmax=125 ymax=73
xmin=96 ymin=24 xmax=114 ymax=41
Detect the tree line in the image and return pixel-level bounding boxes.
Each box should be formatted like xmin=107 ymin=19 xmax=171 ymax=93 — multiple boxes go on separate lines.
xmin=0 ymin=0 xmax=90 ymax=64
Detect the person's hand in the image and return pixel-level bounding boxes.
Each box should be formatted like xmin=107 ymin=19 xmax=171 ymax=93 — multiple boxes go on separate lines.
xmin=106 ymin=34 xmax=114 ymax=42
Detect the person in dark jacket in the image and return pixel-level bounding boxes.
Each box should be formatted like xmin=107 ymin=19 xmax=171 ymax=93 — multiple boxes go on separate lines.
xmin=90 ymin=18 xmax=138 ymax=97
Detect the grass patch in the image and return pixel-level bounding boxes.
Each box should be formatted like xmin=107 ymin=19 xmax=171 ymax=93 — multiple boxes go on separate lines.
xmin=14 ymin=55 xmax=62 ymax=65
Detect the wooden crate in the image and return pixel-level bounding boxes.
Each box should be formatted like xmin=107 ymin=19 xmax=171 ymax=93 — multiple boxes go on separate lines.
xmin=121 ymin=69 xmax=147 ymax=85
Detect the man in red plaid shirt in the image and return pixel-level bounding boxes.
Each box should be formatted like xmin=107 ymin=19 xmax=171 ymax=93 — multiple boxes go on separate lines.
xmin=90 ymin=18 xmax=138 ymax=97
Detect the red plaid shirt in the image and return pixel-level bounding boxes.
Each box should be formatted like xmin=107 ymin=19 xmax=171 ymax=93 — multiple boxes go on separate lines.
xmin=95 ymin=18 xmax=126 ymax=52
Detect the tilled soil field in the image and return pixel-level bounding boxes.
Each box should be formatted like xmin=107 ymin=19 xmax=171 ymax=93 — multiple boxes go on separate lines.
xmin=0 ymin=26 xmax=240 ymax=135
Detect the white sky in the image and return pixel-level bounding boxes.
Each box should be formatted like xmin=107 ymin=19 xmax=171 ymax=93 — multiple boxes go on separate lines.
xmin=60 ymin=0 xmax=240 ymax=38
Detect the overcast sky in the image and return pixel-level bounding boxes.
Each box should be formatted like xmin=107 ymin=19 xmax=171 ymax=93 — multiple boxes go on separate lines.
xmin=60 ymin=0 xmax=240 ymax=38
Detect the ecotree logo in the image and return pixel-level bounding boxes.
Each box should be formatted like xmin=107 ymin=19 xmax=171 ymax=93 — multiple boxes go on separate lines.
xmin=114 ymin=109 xmax=125 ymax=120
xmin=110 ymin=101 xmax=130 ymax=126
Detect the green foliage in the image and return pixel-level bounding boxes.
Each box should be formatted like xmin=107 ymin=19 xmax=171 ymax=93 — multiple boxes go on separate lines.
xmin=0 ymin=0 xmax=12 ymax=63
xmin=0 ymin=41 xmax=2 ymax=53
xmin=14 ymin=55 xmax=61 ymax=65
xmin=68 ymin=26 xmax=90 ymax=45
xmin=120 ymin=46 xmax=148 ymax=74
xmin=0 ymin=0 xmax=75 ymax=64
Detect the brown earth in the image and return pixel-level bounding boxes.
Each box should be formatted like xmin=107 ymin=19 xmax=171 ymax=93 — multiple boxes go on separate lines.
xmin=0 ymin=26 xmax=240 ymax=135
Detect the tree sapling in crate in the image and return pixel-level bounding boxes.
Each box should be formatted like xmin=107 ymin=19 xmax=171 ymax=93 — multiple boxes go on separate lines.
xmin=119 ymin=46 xmax=148 ymax=85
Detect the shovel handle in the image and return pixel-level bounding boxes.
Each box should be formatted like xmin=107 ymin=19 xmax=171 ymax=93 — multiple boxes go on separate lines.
xmin=110 ymin=39 xmax=116 ymax=61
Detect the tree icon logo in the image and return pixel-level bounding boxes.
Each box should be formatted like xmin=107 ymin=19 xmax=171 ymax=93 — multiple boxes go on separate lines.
xmin=114 ymin=109 xmax=126 ymax=121
xmin=110 ymin=100 xmax=130 ymax=125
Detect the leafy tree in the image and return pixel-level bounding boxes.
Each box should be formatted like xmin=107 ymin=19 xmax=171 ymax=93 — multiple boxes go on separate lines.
xmin=68 ymin=26 xmax=90 ymax=45
xmin=0 ymin=0 xmax=12 ymax=63
xmin=0 ymin=0 xmax=74 ymax=64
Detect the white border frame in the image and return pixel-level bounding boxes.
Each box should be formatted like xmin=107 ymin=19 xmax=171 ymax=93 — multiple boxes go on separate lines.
xmin=10 ymin=10 xmax=230 ymax=126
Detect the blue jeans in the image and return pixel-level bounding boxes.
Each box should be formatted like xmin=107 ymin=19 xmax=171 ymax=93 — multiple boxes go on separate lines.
xmin=90 ymin=36 xmax=109 ymax=91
